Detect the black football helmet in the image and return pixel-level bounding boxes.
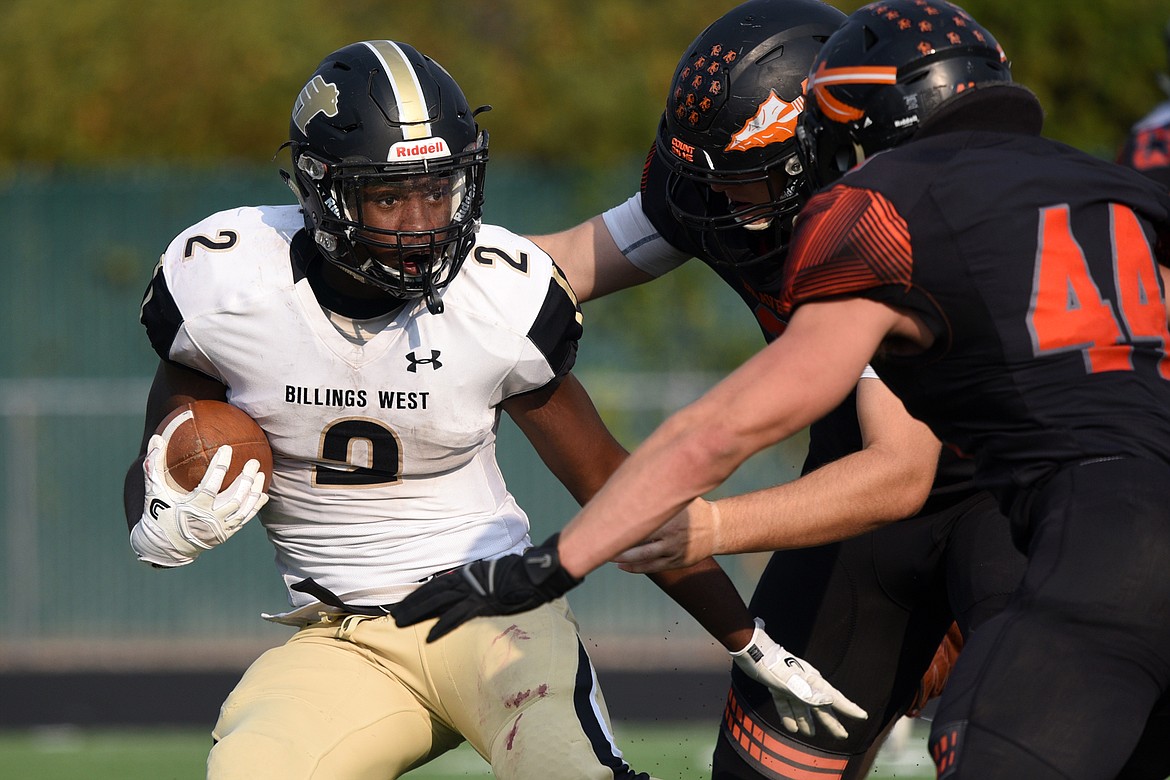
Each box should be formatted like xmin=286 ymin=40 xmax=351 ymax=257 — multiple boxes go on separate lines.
xmin=654 ymin=0 xmax=846 ymax=268
xmin=285 ymin=41 xmax=489 ymax=313
xmin=797 ymin=0 xmax=1011 ymax=189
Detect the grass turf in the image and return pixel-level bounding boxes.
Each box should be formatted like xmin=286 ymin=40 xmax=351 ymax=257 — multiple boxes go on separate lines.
xmin=0 ymin=722 xmax=937 ymax=779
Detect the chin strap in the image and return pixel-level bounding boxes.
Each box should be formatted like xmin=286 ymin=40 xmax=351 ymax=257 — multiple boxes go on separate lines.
xmin=424 ymin=284 xmax=444 ymax=315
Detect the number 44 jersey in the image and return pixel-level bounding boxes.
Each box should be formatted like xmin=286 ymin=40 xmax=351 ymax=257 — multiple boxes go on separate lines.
xmin=141 ymin=205 xmax=583 ymax=619
xmin=780 ymin=92 xmax=1170 ymax=504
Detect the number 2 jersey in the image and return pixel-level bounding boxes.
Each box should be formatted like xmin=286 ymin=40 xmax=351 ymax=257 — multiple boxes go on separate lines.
xmin=780 ymin=86 xmax=1170 ymax=505
xmin=140 ymin=204 xmax=583 ymax=619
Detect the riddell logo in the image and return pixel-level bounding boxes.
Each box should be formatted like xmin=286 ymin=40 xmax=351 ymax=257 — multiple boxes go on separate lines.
xmin=670 ymin=137 xmax=696 ymax=163
xmin=725 ymin=87 xmax=805 ymax=152
xmin=388 ymin=138 xmax=451 ymax=161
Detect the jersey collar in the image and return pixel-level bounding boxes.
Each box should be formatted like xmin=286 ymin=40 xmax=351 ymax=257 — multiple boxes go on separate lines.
xmin=914 ymin=83 xmax=1044 ymax=140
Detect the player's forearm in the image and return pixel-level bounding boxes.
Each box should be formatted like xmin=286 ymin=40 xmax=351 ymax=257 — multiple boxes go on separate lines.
xmin=557 ymin=411 xmax=744 ymax=577
xmin=712 ymin=445 xmax=932 ymax=553
xmin=559 ymin=313 xmax=877 ymax=575
xmin=646 ymin=560 xmax=755 ymax=652
xmin=123 ymin=456 xmax=146 ymax=533
xmin=527 ymin=215 xmax=652 ymax=302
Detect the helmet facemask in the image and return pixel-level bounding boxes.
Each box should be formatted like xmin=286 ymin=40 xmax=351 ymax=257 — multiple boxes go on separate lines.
xmin=796 ymin=101 xmax=866 ymax=190
xmin=294 ymin=143 xmax=486 ymax=312
xmin=284 ymin=40 xmax=490 ymax=314
xmin=658 ymin=139 xmax=808 ymax=269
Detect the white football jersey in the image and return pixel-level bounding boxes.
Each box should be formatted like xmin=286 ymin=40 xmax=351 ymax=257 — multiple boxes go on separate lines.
xmin=142 ymin=205 xmax=583 ymax=618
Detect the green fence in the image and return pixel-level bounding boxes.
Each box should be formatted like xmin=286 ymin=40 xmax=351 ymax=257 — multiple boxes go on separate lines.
xmin=0 ymin=167 xmax=804 ymax=673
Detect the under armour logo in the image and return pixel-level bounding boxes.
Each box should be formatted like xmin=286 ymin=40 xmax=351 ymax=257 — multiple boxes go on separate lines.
xmin=406 ymin=350 xmax=442 ymax=372
xmin=148 ymin=498 xmax=170 ymax=519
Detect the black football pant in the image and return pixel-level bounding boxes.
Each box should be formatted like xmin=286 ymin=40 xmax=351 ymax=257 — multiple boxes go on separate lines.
xmin=712 ymin=490 xmax=1026 ymax=779
xmin=928 ymin=457 xmax=1170 ymax=779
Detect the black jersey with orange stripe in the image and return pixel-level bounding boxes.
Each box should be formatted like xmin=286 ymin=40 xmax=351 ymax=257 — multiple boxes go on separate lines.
xmin=638 ymin=141 xmax=978 ymax=491
xmin=783 ymin=87 xmax=1170 ymax=501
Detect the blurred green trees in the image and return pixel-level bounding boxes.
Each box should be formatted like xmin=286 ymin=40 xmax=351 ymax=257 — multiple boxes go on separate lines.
xmin=7 ymin=0 xmax=1167 ymax=169
xmin=5 ymin=0 xmax=1168 ymax=372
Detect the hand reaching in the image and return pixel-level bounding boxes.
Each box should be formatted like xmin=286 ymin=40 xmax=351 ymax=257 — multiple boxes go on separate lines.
xmin=612 ymin=498 xmax=720 ymax=573
xmin=393 ymin=534 xmax=581 ymax=642
xmin=731 ymin=618 xmax=868 ymax=739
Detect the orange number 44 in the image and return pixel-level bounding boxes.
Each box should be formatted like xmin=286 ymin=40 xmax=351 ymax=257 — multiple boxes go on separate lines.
xmin=1027 ymin=204 xmax=1170 ymax=378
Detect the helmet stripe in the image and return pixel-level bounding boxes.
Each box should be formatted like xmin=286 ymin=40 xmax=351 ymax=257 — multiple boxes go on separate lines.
xmin=363 ymin=41 xmax=431 ymax=140
xmin=809 ymin=63 xmax=898 ymax=122
xmin=810 ymin=65 xmax=900 ymax=86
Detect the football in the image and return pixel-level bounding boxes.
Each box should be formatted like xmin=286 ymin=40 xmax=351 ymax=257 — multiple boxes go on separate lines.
xmin=157 ymin=400 xmax=274 ymax=493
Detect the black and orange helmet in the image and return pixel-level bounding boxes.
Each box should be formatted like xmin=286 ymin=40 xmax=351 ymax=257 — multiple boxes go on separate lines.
xmin=654 ymin=0 xmax=846 ymax=268
xmin=797 ymin=0 xmax=1010 ymax=188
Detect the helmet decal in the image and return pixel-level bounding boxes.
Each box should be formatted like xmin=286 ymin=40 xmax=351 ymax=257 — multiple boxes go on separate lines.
xmin=671 ymin=43 xmax=736 ymax=129
xmin=669 ymin=136 xmax=697 ymax=163
xmin=292 ymin=75 xmax=341 ymax=134
xmin=652 ymin=0 xmax=849 ymax=267
xmin=808 ymin=62 xmax=898 ymax=122
xmin=866 ymin=0 xmax=1005 ymax=59
xmin=363 ymin=40 xmax=432 ymax=142
xmin=388 ymin=137 xmax=452 ymax=162
xmin=725 ymin=86 xmax=806 ymax=152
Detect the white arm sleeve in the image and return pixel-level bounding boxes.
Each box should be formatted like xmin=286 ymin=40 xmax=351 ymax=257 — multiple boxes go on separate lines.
xmin=600 ymin=193 xmax=693 ymax=278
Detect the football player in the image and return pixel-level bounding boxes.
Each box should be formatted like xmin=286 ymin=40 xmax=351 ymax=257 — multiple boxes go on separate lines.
xmin=1118 ymin=18 xmax=1170 ymax=190
xmin=396 ymin=1 xmax=1170 ymax=776
xmin=403 ymin=1 xmax=1026 ymax=778
xmin=122 ymin=39 xmax=857 ymax=779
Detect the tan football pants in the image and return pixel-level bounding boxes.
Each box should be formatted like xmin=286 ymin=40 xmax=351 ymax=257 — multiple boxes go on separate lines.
xmin=208 ymin=598 xmax=654 ymax=779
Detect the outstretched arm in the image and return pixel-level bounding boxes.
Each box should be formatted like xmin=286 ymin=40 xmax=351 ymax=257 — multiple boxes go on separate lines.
xmin=527 ymin=215 xmax=655 ymax=302
xmin=400 ymin=370 xmax=868 ymax=734
xmin=501 ymin=372 xmax=755 ymax=651
xmin=393 ymin=301 xmax=910 ymax=733
xmin=556 ymin=298 xmax=906 ymax=578
xmin=614 ymin=374 xmax=940 ymax=572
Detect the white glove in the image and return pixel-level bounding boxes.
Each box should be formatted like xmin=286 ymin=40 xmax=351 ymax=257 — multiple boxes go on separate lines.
xmin=730 ymin=618 xmax=868 ymax=739
xmin=130 ymin=433 xmax=269 ymax=567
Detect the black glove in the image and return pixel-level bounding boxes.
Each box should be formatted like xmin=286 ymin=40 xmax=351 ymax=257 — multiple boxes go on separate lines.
xmin=392 ymin=534 xmax=582 ymax=642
